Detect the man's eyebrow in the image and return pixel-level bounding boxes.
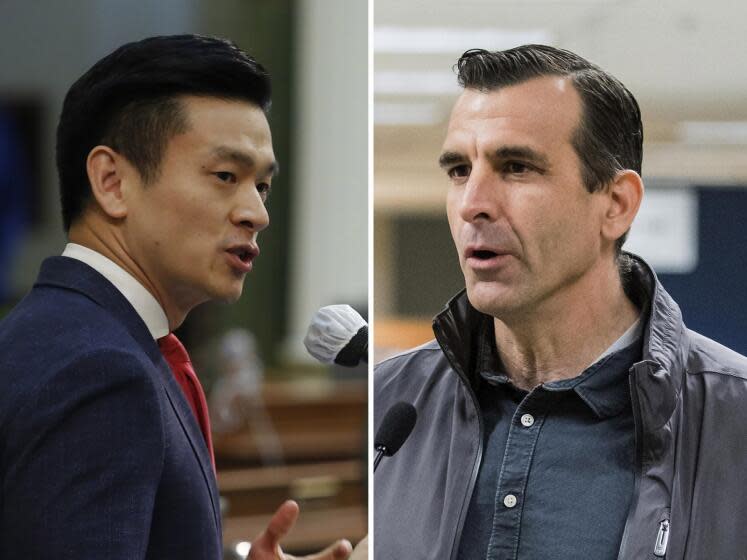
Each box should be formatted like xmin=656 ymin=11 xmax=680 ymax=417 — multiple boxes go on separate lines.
xmin=438 ymin=151 xmax=467 ymax=169
xmin=211 ymin=146 xmax=279 ymax=177
xmin=492 ymin=146 xmax=549 ymax=168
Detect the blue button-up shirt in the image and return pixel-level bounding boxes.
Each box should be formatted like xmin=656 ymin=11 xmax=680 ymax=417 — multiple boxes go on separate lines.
xmin=457 ymin=323 xmax=641 ymax=560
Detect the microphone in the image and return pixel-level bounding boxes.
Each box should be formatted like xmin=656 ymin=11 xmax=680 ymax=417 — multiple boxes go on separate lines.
xmin=374 ymin=401 xmax=417 ymax=471
xmin=304 ymin=304 xmax=368 ymax=367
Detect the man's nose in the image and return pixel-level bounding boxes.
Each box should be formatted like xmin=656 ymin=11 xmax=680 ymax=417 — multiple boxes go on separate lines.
xmin=458 ymin=165 xmax=502 ymax=223
xmin=231 ymin=185 xmax=270 ymax=232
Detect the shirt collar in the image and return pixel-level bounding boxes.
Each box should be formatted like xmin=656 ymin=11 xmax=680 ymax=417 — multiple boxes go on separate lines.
xmin=544 ymin=340 xmax=641 ymax=418
xmin=61 ymin=243 xmax=170 ymax=339
xmin=477 ymin=315 xmax=645 ymax=419
xmin=593 ymin=316 xmax=644 ymax=363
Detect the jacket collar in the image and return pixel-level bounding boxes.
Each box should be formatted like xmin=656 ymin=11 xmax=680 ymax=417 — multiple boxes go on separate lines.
xmin=36 ymin=256 xmax=163 ymax=365
xmin=432 ymin=253 xmax=687 ymax=403
xmin=61 ymin=243 xmax=169 ymax=339
xmin=630 ymin=255 xmax=688 ymax=376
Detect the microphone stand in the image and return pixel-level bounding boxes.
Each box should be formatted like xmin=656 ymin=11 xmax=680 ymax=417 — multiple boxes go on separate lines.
xmin=374 ymin=444 xmax=388 ymax=472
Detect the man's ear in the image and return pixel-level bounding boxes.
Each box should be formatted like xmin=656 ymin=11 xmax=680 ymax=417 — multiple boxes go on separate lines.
xmin=601 ymin=169 xmax=644 ymax=244
xmin=85 ymin=145 xmax=130 ymax=220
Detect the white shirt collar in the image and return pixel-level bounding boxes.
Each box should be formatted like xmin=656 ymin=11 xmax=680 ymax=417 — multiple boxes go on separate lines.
xmin=61 ymin=243 xmax=170 ymax=339
xmin=593 ymin=314 xmax=644 ymax=365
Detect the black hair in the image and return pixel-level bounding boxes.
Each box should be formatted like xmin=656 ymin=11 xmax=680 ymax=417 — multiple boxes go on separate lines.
xmin=57 ymin=34 xmax=271 ymax=231
xmin=456 ymin=45 xmax=642 ymax=254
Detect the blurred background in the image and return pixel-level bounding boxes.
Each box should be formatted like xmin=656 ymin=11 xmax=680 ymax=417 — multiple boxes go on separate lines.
xmin=374 ymin=0 xmax=747 ymax=360
xmin=0 ymin=1 xmax=367 ymax=556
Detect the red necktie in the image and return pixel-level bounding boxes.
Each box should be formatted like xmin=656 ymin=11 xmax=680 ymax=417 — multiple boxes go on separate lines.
xmin=158 ymin=333 xmax=216 ymax=472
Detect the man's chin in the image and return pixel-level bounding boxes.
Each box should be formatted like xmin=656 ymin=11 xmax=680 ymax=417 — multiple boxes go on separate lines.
xmin=466 ymin=281 xmax=522 ymax=318
xmin=209 ymin=281 xmax=244 ymax=304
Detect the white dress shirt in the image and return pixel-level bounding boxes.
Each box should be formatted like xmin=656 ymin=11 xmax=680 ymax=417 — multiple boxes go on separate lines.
xmin=62 ymin=243 xmax=169 ymax=339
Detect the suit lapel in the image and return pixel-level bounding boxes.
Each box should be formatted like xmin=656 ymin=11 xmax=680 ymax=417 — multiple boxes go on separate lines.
xmin=156 ymin=356 xmax=222 ymax=533
xmin=36 ymin=257 xmax=222 ymax=535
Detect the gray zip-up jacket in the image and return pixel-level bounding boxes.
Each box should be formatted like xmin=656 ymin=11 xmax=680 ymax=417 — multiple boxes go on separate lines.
xmin=374 ymin=256 xmax=747 ymax=559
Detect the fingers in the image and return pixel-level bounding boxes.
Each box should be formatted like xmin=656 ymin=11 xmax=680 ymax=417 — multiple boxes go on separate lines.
xmin=349 ymin=536 xmax=368 ymax=560
xmin=250 ymin=501 xmax=355 ymax=560
xmin=293 ymin=539 xmax=352 ymax=560
xmin=253 ymin=500 xmax=300 ymax=553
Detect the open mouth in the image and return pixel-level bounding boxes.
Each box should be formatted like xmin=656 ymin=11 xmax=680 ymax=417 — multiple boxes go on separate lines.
xmin=472 ymin=249 xmax=498 ymax=260
xmin=465 ymin=247 xmax=512 ymax=269
xmin=227 ymin=247 xmax=253 ymax=264
xmin=225 ymin=246 xmax=258 ymax=273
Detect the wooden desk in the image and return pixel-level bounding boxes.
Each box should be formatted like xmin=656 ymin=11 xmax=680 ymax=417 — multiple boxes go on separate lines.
xmin=218 ymin=460 xmax=365 ymax=517
xmin=214 ymin=379 xmax=367 ymax=465
xmin=214 ymin=379 xmax=368 ymax=554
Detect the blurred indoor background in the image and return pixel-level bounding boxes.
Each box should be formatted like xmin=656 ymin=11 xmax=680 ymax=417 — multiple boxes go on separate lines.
xmin=374 ymin=0 xmax=747 ymax=360
xmin=0 ymin=1 xmax=367 ymax=556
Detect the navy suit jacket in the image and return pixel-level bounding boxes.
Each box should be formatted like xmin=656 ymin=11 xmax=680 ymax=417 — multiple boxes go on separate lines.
xmin=0 ymin=257 xmax=222 ymax=559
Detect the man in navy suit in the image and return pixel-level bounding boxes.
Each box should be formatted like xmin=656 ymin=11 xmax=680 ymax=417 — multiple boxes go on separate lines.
xmin=0 ymin=35 xmax=364 ymax=559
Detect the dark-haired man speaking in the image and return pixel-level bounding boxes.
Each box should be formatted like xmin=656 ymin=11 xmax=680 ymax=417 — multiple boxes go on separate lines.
xmin=375 ymin=45 xmax=747 ymax=559
xmin=0 ymin=35 xmax=364 ymax=559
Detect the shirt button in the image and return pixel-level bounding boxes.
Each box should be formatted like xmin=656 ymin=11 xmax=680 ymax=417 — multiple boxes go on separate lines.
xmin=520 ymin=413 xmax=535 ymax=427
xmin=503 ymin=494 xmax=517 ymax=508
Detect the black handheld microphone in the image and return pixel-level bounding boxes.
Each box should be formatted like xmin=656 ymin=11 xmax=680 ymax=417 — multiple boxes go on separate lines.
xmin=374 ymin=401 xmax=417 ymax=471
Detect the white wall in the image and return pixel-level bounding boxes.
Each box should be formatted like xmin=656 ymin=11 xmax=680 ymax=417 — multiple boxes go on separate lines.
xmin=284 ymin=0 xmax=369 ymax=362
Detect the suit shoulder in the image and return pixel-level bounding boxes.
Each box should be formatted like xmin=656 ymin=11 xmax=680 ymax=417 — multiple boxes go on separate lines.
xmin=685 ymin=329 xmax=747 ymax=381
xmin=0 ymin=290 xmax=160 ymax=427
xmin=1 ymin=283 xmax=132 ymax=343
xmin=4 ymin=347 xmax=162 ymax=426
xmin=1 ymin=285 xmax=151 ymax=373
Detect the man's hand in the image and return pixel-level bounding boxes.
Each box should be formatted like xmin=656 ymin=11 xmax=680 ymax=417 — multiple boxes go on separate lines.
xmin=249 ymin=500 xmax=353 ymax=560
xmin=349 ymin=536 xmax=368 ymax=560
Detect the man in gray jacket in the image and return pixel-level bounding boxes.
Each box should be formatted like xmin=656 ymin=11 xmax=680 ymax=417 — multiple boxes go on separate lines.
xmin=375 ymin=44 xmax=747 ymax=559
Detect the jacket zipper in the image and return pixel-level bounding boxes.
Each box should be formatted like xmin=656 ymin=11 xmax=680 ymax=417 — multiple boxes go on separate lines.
xmin=619 ymin=362 xmax=672 ymax=560
xmin=433 ymin=322 xmax=485 ymax=560
xmin=448 ymin=375 xmax=483 ymax=560
xmin=654 ymin=519 xmax=669 ymax=557
xmin=616 ymin=366 xmax=645 ymax=560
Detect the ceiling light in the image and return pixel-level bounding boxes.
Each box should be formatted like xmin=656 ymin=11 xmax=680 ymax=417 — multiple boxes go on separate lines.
xmin=375 ymin=71 xmax=458 ymax=95
xmin=375 ymin=102 xmax=443 ymax=125
xmin=375 ymin=26 xmax=553 ymax=54
xmin=678 ymin=121 xmax=747 ymax=145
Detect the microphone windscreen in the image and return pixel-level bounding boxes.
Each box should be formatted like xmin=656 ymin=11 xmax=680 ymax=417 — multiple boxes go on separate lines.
xmin=304 ymin=304 xmax=367 ymax=364
xmin=335 ymin=325 xmax=368 ymax=366
xmin=375 ymin=401 xmax=417 ymax=456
